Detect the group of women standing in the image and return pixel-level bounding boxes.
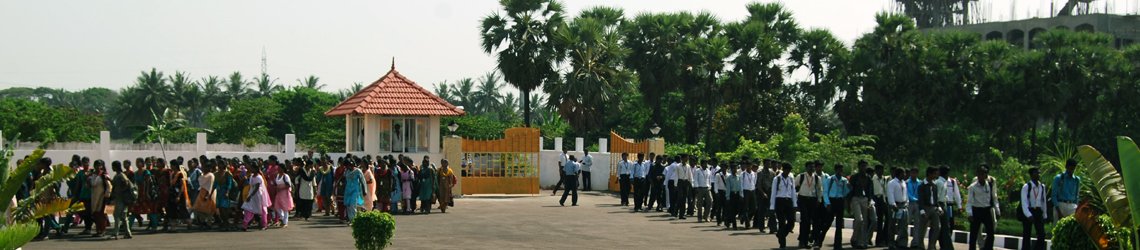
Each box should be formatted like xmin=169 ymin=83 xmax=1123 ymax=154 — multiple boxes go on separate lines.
xmin=318 ymin=154 xmax=457 ymax=223
xmin=27 ymin=152 xmax=457 ymax=242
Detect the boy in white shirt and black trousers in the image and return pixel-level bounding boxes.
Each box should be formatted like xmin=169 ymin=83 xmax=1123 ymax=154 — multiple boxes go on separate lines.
xmin=673 ymin=155 xmax=693 ymax=220
xmin=1021 ymin=167 xmax=1048 ymax=250
xmin=886 ymin=167 xmax=910 ymax=249
xmin=770 ymin=162 xmax=798 ymax=249
xmin=617 ymin=153 xmax=632 ymax=206
xmin=795 ymin=161 xmax=823 ymax=248
xmin=967 ymin=165 xmax=999 ymax=250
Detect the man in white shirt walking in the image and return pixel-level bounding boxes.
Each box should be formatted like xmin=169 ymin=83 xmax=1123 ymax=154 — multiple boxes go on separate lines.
xmin=1021 ymin=167 xmax=1048 ymax=250
xmin=633 ymin=153 xmax=650 ymax=212
xmin=674 ymin=155 xmax=693 ymax=220
xmin=740 ymin=162 xmax=757 ymax=229
xmin=581 ymin=150 xmax=594 ymax=192
xmin=886 ymin=167 xmax=909 ymax=249
xmin=770 ymin=162 xmax=798 ymax=249
xmin=795 ymin=161 xmax=823 ymax=248
xmin=616 ymin=152 xmax=632 ymax=206
xmin=967 ymin=165 xmax=999 ymax=250
xmin=693 ymin=158 xmax=712 ymax=222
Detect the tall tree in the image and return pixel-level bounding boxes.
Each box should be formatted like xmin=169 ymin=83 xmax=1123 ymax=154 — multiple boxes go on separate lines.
xmin=254 ymin=73 xmax=282 ymax=98
xmin=474 ymin=72 xmax=503 ymax=114
xmin=787 ymin=28 xmax=848 ymax=133
xmin=115 ymin=68 xmax=171 ymax=135
xmin=297 ymin=75 xmax=325 ymax=90
xmin=548 ymin=6 xmax=631 ymax=136
xmin=223 ymin=71 xmax=250 ymax=110
xmin=480 ymin=0 xmax=566 ymax=127
xmin=723 ymin=2 xmax=801 ymax=140
xmin=622 ymin=12 xmax=696 ymax=135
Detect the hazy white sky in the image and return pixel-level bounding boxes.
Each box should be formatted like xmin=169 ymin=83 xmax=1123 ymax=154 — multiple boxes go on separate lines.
xmin=1 ymin=0 xmax=1136 ymax=94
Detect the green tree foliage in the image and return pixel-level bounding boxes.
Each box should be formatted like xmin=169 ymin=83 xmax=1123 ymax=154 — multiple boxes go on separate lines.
xmin=0 ymin=99 xmax=103 ymax=143
xmin=270 ymin=87 xmax=346 ymax=148
xmin=548 ymin=6 xmax=632 ymax=136
xmin=480 ymin=0 xmax=566 ymax=127
xmin=207 ymin=97 xmax=282 ymax=144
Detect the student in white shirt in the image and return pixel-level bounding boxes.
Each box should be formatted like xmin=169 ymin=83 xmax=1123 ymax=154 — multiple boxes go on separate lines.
xmin=692 ymin=158 xmax=712 ymax=222
xmin=674 ymin=155 xmax=693 ymax=220
xmin=769 ymin=162 xmax=798 ymax=249
xmin=740 ymin=163 xmax=757 ymax=229
xmin=1021 ymin=167 xmax=1048 ymax=250
xmin=886 ymin=167 xmax=910 ymax=249
xmin=581 ymin=150 xmax=594 ymax=192
xmin=966 ymin=166 xmax=999 ymax=250
xmin=552 ymin=150 xmax=569 ymax=196
xmin=617 ymin=152 xmax=632 ymax=206
xmin=633 ymin=153 xmax=649 ymax=212
xmin=711 ymin=159 xmax=727 ymax=226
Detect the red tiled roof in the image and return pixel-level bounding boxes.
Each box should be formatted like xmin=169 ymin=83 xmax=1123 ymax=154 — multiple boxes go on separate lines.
xmin=324 ymin=67 xmax=465 ymax=117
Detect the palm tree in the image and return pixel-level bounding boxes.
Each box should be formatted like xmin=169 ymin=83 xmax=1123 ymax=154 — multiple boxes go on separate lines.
xmin=115 ymin=68 xmax=172 ymax=132
xmin=254 ymin=73 xmax=282 ymax=98
xmin=548 ymin=6 xmax=630 ymax=133
xmin=168 ymin=71 xmax=205 ymax=126
xmin=199 ymin=75 xmax=224 ymax=112
xmin=434 ymin=81 xmax=456 ymax=104
xmin=335 ymin=82 xmax=365 ymax=100
xmin=474 ymin=72 xmax=503 ymax=114
xmin=449 ymin=78 xmax=477 ymax=112
xmin=223 ymin=72 xmax=250 ymax=110
xmin=297 ymin=75 xmax=325 ymax=90
xmin=788 ymin=28 xmax=848 ymax=132
xmin=480 ymin=0 xmax=566 ymax=127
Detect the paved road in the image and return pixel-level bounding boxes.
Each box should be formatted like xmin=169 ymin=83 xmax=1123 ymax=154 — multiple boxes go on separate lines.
xmin=25 ymin=191 xmax=985 ymax=249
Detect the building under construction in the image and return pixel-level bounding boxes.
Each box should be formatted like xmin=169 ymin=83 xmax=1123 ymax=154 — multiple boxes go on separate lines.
xmin=898 ymin=0 xmax=1140 ymax=48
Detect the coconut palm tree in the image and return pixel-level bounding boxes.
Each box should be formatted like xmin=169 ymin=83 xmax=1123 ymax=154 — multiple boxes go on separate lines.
xmin=115 ymin=68 xmax=172 ymax=133
xmin=253 ymin=73 xmax=282 ymax=98
xmin=474 ymin=72 xmax=503 ymax=114
xmin=223 ymin=72 xmax=250 ymax=110
xmin=480 ymin=0 xmax=566 ymax=127
xmin=297 ymin=75 xmax=325 ymax=90
xmin=449 ymin=78 xmax=477 ymax=112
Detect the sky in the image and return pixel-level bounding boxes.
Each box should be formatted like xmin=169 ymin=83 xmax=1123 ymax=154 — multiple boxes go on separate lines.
xmin=1 ymin=0 xmax=1137 ymax=94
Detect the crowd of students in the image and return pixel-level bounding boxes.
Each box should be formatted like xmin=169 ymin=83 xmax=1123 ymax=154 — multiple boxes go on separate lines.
xmin=569 ymin=151 xmax=1080 ymax=250
xmin=14 ymin=152 xmax=457 ymax=241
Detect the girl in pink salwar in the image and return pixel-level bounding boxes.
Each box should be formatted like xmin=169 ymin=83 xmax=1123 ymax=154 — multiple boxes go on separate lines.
xmin=362 ymin=163 xmax=376 ymax=211
xmin=242 ymin=166 xmax=271 ymax=231
xmin=399 ymin=163 xmax=415 ymax=214
xmin=271 ymin=169 xmax=294 ymax=228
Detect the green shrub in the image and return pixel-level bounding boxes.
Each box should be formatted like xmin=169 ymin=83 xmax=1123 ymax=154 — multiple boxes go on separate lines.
xmin=351 ymin=211 xmax=396 ymax=250
xmin=1051 ymin=216 xmax=1097 ymax=250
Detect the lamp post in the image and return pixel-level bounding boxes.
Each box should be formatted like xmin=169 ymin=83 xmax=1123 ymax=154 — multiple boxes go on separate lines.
xmin=448 ymin=121 xmax=459 ymax=137
xmin=650 ymin=123 xmax=661 ymax=138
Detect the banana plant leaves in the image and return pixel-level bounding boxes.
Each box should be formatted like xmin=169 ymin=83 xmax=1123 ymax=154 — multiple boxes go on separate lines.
xmin=1077 ymin=144 xmax=1132 ymax=227
xmin=1116 ymin=136 xmax=1140 ymax=229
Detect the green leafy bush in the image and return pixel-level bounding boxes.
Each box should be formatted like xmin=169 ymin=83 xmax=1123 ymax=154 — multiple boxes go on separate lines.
xmin=351 ymin=211 xmax=396 ymax=250
xmin=1052 ymin=216 xmax=1097 ymax=250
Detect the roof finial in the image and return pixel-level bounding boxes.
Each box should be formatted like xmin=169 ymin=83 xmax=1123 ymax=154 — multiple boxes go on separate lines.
xmin=391 ymin=57 xmax=395 ymax=70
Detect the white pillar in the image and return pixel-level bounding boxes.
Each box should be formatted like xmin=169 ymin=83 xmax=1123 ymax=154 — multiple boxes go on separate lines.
xmin=344 ymin=116 xmax=352 ymax=153
xmin=554 ymin=137 xmax=563 ymax=151
xmin=285 ymin=134 xmax=296 ymax=160
xmin=575 ymin=137 xmax=584 ymax=152
xmin=598 ymin=138 xmax=608 ymax=153
xmin=196 ymin=133 xmax=208 ymax=157
xmin=99 ymin=131 xmax=111 ymax=161
xmin=538 ymin=137 xmax=544 ymax=150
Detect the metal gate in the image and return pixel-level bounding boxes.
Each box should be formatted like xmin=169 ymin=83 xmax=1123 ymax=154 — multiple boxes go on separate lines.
xmin=460 ymin=127 xmax=541 ymax=194
xmin=608 ymin=131 xmax=652 ymax=191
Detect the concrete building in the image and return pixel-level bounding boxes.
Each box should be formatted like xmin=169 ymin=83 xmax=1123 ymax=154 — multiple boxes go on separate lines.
xmin=928 ymin=13 xmax=1140 ymax=49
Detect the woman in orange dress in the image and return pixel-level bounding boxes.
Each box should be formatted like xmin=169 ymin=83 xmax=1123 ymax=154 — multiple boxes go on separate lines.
xmin=436 ymin=159 xmax=457 ymax=213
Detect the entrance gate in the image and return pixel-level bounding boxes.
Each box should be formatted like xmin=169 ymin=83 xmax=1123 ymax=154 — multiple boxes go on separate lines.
xmin=459 ymin=127 xmax=541 ymax=194
xmin=608 ymin=131 xmax=653 ymax=191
